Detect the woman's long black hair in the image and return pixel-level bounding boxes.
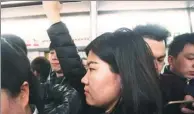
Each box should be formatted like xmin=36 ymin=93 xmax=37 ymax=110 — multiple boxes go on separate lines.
xmin=85 ymin=28 xmax=162 ymax=114
xmin=1 ymin=34 xmax=27 ymax=55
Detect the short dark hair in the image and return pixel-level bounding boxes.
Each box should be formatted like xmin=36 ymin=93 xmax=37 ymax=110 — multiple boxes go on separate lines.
xmin=1 ymin=38 xmax=44 ymax=113
xmin=1 ymin=34 xmax=27 ymax=55
xmin=49 ymin=42 xmax=55 ymax=51
xmin=168 ymin=33 xmax=194 ymax=57
xmin=85 ymin=29 xmax=162 ymax=114
xmin=31 ymin=57 xmax=51 ymax=83
xmin=133 ymin=24 xmax=170 ymax=45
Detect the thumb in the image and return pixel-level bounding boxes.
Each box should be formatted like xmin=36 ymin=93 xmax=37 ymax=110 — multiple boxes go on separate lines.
xmin=184 ymin=95 xmax=194 ymax=101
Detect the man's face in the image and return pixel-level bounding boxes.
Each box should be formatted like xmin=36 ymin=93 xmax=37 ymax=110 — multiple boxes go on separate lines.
xmin=169 ymin=44 xmax=194 ymax=79
xmin=48 ymin=50 xmax=62 ymax=72
xmin=144 ymin=38 xmax=166 ymax=74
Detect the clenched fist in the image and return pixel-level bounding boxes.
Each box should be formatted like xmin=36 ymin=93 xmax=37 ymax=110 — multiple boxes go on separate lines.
xmin=42 ymin=1 xmax=62 ymax=24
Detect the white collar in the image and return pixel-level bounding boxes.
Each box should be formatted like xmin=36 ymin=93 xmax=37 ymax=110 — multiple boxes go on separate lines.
xmin=33 ymin=107 xmax=38 ymax=114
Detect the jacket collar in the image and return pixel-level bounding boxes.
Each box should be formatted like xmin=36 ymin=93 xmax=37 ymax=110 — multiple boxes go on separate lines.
xmin=163 ymin=65 xmax=175 ymax=76
xmin=163 ymin=65 xmax=194 ymax=85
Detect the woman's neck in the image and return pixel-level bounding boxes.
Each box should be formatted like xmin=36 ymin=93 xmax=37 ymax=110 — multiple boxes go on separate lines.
xmin=26 ymin=105 xmax=33 ymax=114
xmin=105 ymin=98 xmax=119 ymax=114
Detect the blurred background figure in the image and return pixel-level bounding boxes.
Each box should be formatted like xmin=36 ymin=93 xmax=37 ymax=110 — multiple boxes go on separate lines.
xmin=81 ymin=57 xmax=87 ymax=69
xmin=133 ymin=24 xmax=170 ymax=74
xmin=31 ymin=56 xmax=51 ymax=83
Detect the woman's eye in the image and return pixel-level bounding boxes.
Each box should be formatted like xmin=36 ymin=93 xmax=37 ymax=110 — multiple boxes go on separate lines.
xmin=187 ymin=57 xmax=194 ymax=60
xmin=89 ymin=68 xmax=95 ymax=71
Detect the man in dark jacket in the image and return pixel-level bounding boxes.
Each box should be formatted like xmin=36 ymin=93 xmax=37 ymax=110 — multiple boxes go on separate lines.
xmin=160 ymin=33 xmax=194 ymax=114
xmin=133 ymin=24 xmax=170 ymax=74
xmin=41 ymin=1 xmax=85 ymax=114
xmin=133 ymin=25 xmax=194 ymax=113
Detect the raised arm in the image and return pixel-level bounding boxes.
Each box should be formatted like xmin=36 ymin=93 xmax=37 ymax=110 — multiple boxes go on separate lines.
xmin=42 ymin=1 xmax=86 ymax=94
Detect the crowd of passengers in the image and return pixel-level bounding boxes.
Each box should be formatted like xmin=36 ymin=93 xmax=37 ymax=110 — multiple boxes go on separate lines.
xmin=1 ymin=1 xmax=194 ymax=114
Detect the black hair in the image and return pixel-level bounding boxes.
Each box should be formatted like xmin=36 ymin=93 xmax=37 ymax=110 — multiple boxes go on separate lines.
xmin=168 ymin=33 xmax=194 ymax=57
xmin=31 ymin=57 xmax=51 ymax=83
xmin=85 ymin=28 xmax=162 ymax=114
xmin=81 ymin=57 xmax=87 ymax=60
xmin=1 ymin=34 xmax=27 ymax=55
xmin=114 ymin=27 xmax=132 ymax=33
xmin=1 ymin=38 xmax=44 ymax=113
xmin=133 ymin=24 xmax=170 ymax=45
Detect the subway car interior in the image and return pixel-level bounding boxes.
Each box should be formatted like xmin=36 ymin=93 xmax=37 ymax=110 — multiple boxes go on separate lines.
xmin=1 ymin=1 xmax=194 ymax=114
xmin=1 ymin=1 xmax=194 ymax=61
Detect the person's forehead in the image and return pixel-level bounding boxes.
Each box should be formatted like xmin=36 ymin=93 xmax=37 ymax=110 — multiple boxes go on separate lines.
xmin=87 ymin=51 xmax=104 ymax=65
xmin=144 ymin=38 xmax=166 ymax=58
xmin=182 ymin=43 xmax=194 ymax=55
xmin=87 ymin=51 xmax=98 ymax=62
xmin=49 ymin=50 xmax=57 ymax=55
xmin=50 ymin=49 xmax=55 ymax=52
xmin=83 ymin=59 xmax=87 ymax=62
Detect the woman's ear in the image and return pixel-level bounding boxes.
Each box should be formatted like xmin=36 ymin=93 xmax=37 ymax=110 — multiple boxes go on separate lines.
xmin=18 ymin=81 xmax=29 ymax=109
xmin=116 ymin=74 xmax=122 ymax=90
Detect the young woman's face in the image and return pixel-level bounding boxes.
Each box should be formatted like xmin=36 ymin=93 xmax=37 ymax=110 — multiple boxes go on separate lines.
xmin=81 ymin=51 xmax=121 ymax=109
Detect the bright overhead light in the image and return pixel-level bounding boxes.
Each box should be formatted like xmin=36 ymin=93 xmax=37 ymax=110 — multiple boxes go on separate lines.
xmin=1 ymin=1 xmax=37 ymax=5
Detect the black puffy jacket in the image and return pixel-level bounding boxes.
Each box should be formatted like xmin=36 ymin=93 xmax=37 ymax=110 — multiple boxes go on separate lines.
xmin=160 ymin=65 xmax=194 ymax=114
xmin=47 ymin=21 xmax=86 ymax=94
xmin=45 ymin=21 xmax=106 ymax=114
xmin=42 ymin=80 xmax=82 ymax=114
xmin=41 ymin=21 xmax=86 ymax=114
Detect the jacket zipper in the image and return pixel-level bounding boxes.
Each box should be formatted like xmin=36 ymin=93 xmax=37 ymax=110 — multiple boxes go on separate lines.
xmin=186 ymin=78 xmax=191 ymax=85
